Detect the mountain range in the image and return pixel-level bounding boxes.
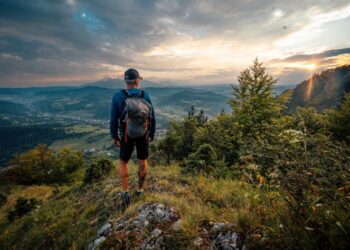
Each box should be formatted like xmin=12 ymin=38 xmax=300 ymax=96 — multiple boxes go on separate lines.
xmin=0 ymin=65 xmax=349 ymax=166
xmin=1 ymin=65 xmax=350 ymax=129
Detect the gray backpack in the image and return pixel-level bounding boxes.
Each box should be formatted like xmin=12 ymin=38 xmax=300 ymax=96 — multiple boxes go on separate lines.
xmin=122 ymin=89 xmax=152 ymax=139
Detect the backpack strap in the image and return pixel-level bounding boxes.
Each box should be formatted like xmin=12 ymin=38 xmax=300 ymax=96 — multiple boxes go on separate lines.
xmin=123 ymin=89 xmax=145 ymax=98
xmin=121 ymin=89 xmax=130 ymax=142
xmin=122 ymin=89 xmax=130 ymax=98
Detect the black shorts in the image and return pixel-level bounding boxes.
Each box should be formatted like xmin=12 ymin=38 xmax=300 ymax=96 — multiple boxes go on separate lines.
xmin=119 ymin=136 xmax=149 ymax=161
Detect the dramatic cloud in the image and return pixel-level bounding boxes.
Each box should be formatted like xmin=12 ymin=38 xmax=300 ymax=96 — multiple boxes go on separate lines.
xmin=0 ymin=0 xmax=350 ymax=86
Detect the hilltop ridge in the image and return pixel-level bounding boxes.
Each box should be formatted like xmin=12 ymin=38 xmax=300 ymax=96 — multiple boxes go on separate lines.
xmin=286 ymin=65 xmax=350 ymax=112
xmin=0 ymin=163 xmax=286 ymax=249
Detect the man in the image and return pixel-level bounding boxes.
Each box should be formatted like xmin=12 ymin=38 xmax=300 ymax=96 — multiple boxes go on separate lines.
xmin=110 ymin=68 xmax=156 ymax=205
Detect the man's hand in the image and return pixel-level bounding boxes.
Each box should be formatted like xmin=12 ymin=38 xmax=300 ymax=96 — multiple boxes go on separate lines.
xmin=148 ymin=136 xmax=154 ymax=143
xmin=113 ymin=138 xmax=120 ymax=148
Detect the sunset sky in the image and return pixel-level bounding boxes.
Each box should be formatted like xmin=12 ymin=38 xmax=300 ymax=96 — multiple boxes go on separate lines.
xmin=0 ymin=0 xmax=350 ymax=87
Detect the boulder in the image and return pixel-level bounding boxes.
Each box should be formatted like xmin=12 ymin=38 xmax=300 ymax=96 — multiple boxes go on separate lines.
xmin=88 ymin=203 xmax=180 ymax=249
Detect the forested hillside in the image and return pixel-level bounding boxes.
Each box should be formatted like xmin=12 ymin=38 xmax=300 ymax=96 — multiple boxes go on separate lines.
xmin=286 ymin=65 xmax=350 ymax=112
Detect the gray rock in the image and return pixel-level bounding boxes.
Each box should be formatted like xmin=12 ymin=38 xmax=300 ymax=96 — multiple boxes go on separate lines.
xmin=152 ymin=228 xmax=162 ymax=238
xmin=141 ymin=228 xmax=164 ymax=250
xmin=171 ymin=219 xmax=182 ymax=231
xmin=135 ymin=203 xmax=178 ymax=225
xmin=141 ymin=235 xmax=165 ymax=250
xmin=212 ymin=222 xmax=226 ymax=233
xmin=97 ymin=222 xmax=112 ymax=237
xmin=88 ymin=236 xmax=106 ymax=250
xmin=89 ymin=203 xmax=180 ymax=249
xmin=206 ymin=222 xmax=244 ymax=250
xmin=194 ymin=237 xmax=204 ymax=247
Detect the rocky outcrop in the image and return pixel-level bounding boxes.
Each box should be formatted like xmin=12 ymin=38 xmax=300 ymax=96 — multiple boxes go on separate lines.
xmin=88 ymin=203 xmax=179 ymax=250
xmin=88 ymin=203 xmax=245 ymax=249
xmin=194 ymin=222 xmax=245 ymax=250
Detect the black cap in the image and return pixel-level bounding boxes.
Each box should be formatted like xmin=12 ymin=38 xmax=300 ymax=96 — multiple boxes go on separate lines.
xmin=124 ymin=68 xmax=143 ymax=82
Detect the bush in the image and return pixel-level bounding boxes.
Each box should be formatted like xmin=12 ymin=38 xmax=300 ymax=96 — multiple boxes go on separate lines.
xmin=181 ymin=144 xmax=225 ymax=174
xmin=325 ymin=92 xmax=350 ymax=142
xmin=7 ymin=197 xmax=38 ymax=223
xmin=0 ymin=193 xmax=6 ymax=206
xmin=0 ymin=145 xmax=84 ymax=185
xmin=194 ymin=113 xmax=240 ymax=166
xmin=84 ymin=158 xmax=114 ymax=184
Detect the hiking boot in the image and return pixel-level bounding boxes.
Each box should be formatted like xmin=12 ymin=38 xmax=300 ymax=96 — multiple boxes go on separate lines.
xmin=121 ymin=191 xmax=131 ymax=207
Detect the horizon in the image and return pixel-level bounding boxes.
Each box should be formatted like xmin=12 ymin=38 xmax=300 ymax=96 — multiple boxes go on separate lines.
xmin=1 ymin=0 xmax=350 ymax=87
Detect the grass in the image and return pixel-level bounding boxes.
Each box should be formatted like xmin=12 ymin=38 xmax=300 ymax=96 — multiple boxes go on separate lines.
xmin=0 ymin=163 xmax=298 ymax=249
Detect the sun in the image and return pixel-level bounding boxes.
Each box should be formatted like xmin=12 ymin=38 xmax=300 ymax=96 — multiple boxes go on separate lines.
xmin=305 ymin=63 xmax=316 ymax=71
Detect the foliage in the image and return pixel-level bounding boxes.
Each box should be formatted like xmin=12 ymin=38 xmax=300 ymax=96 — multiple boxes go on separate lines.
xmin=157 ymin=122 xmax=182 ymax=164
xmin=84 ymin=158 xmax=114 ymax=184
xmin=0 ymin=193 xmax=6 ymax=207
xmin=0 ymin=125 xmax=86 ymax=166
xmin=229 ymin=58 xmax=286 ymax=137
xmin=0 ymin=145 xmax=84 ymax=185
xmin=194 ymin=113 xmax=240 ymax=166
xmin=325 ymin=92 xmax=350 ymax=142
xmin=7 ymin=197 xmax=38 ymax=223
xmin=181 ymin=144 xmax=225 ymax=174
xmin=157 ymin=108 xmax=203 ymax=163
xmin=188 ymin=104 xmax=208 ymax=125
xmin=154 ymin=59 xmax=350 ymax=249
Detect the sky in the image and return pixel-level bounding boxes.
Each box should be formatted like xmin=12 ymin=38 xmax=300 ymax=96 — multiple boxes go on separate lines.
xmin=0 ymin=0 xmax=350 ymax=87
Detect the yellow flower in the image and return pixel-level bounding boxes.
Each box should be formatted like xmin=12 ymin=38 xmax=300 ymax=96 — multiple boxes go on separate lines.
xmin=257 ymin=175 xmax=266 ymax=185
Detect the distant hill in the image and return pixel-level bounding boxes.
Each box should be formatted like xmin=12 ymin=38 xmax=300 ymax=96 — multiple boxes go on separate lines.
xmin=31 ymin=86 xmax=230 ymax=127
xmin=286 ymin=65 xmax=350 ymax=112
xmin=158 ymin=90 xmax=230 ymax=114
xmin=0 ymin=100 xmax=28 ymax=116
xmin=82 ymin=77 xmax=159 ymax=89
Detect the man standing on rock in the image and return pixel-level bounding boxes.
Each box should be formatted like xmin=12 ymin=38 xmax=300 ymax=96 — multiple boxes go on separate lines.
xmin=110 ymin=68 xmax=156 ymax=206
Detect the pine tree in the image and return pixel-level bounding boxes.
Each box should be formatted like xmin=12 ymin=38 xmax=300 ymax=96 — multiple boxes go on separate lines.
xmin=188 ymin=104 xmax=195 ymax=118
xmin=195 ymin=109 xmax=208 ymax=125
xmin=229 ymin=58 xmax=284 ymax=136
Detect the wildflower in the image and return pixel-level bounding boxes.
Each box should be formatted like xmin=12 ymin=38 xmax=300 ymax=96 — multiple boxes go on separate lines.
xmin=257 ymin=175 xmax=266 ymax=185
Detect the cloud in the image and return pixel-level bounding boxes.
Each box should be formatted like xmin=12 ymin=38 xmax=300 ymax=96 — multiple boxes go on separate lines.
xmin=270 ymin=47 xmax=350 ymax=63
xmin=0 ymin=0 xmax=350 ymax=86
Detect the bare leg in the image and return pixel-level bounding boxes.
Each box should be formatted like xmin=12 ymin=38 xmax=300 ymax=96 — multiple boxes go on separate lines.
xmin=118 ymin=159 xmax=129 ymax=192
xmin=138 ymin=159 xmax=148 ymax=190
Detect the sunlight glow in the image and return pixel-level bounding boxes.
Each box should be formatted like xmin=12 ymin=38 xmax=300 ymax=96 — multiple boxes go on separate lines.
xmin=305 ymin=63 xmax=316 ymax=71
xmin=305 ymin=74 xmax=314 ymax=100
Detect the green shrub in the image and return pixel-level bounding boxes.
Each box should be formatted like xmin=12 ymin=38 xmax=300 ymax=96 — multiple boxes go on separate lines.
xmin=325 ymin=92 xmax=350 ymax=142
xmin=181 ymin=144 xmax=225 ymax=174
xmin=0 ymin=193 xmax=6 ymax=206
xmin=7 ymin=197 xmax=38 ymax=223
xmin=84 ymin=158 xmax=114 ymax=184
xmin=194 ymin=113 xmax=240 ymax=166
xmin=0 ymin=145 xmax=84 ymax=185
